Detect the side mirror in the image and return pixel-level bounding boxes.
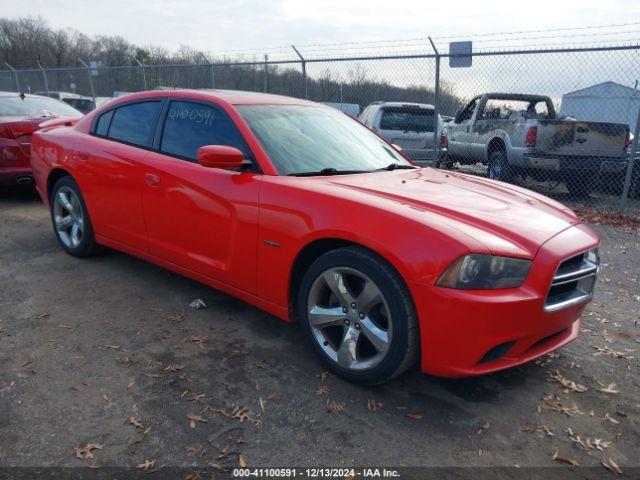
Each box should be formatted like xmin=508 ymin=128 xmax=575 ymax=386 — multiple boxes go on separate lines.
xmin=197 ymin=145 xmax=244 ymax=170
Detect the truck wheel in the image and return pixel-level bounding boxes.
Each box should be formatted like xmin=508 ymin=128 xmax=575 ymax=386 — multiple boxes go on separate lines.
xmin=297 ymin=247 xmax=419 ymax=385
xmin=488 ymin=150 xmax=514 ymax=183
xmin=566 ymin=173 xmax=595 ymax=198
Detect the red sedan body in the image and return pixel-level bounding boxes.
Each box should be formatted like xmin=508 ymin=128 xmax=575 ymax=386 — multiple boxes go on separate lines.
xmin=0 ymin=92 xmax=82 ymax=186
xmin=31 ymin=90 xmax=600 ymax=377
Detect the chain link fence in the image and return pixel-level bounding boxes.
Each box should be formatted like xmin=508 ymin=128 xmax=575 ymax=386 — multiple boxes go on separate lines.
xmin=2 ymin=44 xmax=639 ymax=214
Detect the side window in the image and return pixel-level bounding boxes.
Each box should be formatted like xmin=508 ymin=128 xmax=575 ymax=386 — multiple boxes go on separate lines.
xmin=160 ymin=101 xmax=250 ymax=161
xmin=108 ymin=101 xmax=162 ymax=147
xmin=95 ymin=110 xmax=113 ymax=136
xmin=456 ymin=99 xmax=477 ymax=123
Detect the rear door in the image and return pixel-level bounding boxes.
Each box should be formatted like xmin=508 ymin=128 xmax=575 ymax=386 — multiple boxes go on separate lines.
xmin=80 ymin=99 xmax=163 ymax=251
xmin=139 ymin=99 xmax=261 ymax=293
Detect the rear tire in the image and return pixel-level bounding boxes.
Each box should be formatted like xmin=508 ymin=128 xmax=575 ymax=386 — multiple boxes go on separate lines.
xmin=50 ymin=176 xmax=101 ymax=257
xmin=488 ymin=150 xmax=514 ymax=183
xmin=297 ymin=247 xmax=419 ymax=385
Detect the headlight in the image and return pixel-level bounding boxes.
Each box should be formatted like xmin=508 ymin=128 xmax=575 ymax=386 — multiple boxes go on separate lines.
xmin=436 ymin=254 xmax=532 ymax=290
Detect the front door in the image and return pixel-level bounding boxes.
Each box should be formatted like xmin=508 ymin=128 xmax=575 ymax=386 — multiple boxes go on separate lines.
xmin=139 ymin=99 xmax=261 ymax=294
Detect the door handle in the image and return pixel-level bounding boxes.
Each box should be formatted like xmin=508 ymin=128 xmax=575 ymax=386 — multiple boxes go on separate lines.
xmin=145 ymin=173 xmax=161 ymax=186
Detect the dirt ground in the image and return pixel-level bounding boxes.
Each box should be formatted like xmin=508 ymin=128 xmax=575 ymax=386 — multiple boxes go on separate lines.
xmin=1 ymin=188 xmax=639 ymax=479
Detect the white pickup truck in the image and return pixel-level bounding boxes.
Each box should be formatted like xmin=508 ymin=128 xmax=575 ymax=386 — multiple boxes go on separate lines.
xmin=442 ymin=93 xmax=630 ymax=195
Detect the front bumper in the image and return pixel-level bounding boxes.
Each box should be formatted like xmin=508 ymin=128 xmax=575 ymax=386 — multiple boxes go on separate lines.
xmin=411 ymin=224 xmax=599 ymax=377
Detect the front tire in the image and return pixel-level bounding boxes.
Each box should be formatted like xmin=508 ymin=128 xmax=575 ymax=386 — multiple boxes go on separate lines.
xmin=297 ymin=247 xmax=419 ymax=385
xmin=50 ymin=176 xmax=100 ymax=257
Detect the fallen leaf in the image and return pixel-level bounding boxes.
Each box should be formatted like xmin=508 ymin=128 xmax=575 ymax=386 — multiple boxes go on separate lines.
xmin=326 ymin=400 xmax=346 ymax=413
xmin=231 ymin=406 xmax=252 ymax=423
xmin=549 ymin=370 xmax=588 ymax=392
xmin=603 ymin=412 xmax=620 ymax=424
xmin=598 ymin=383 xmax=620 ymax=394
xmin=127 ymin=378 xmax=135 ymax=390
xmin=136 ymin=459 xmax=155 ymax=471
xmin=478 ymin=448 xmax=484 ymax=457
xmin=367 ymin=399 xmax=383 ymax=411
xmin=404 ymin=413 xmax=423 ymax=420
xmin=164 ymin=364 xmax=185 ymax=372
xmin=602 ymin=458 xmax=622 ymax=475
xmin=553 ymin=450 xmax=579 ymax=466
xmin=187 ymin=413 xmax=207 ymax=429
xmin=315 ymin=385 xmax=329 ymax=396
xmin=477 ymin=420 xmax=491 ymax=434
xmin=238 ymin=454 xmax=247 ymax=468
xmin=101 ymin=393 xmax=108 ymax=402
xmin=75 ymin=443 xmax=104 ymax=460
xmin=129 ymin=416 xmax=143 ymax=428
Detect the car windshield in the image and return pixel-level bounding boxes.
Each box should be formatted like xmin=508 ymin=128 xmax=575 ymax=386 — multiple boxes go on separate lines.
xmin=0 ymin=95 xmax=82 ymax=117
xmin=380 ymin=107 xmax=435 ymax=132
xmin=237 ymin=104 xmax=410 ymax=175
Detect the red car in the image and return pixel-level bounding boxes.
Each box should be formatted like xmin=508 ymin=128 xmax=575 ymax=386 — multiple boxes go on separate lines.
xmin=31 ymin=90 xmax=600 ymax=384
xmin=0 ymin=92 xmax=82 ymax=186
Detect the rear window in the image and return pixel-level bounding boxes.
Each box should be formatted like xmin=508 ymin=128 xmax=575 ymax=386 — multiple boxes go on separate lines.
xmin=0 ymin=95 xmax=82 ymax=117
xmin=380 ymin=107 xmax=435 ymax=133
xmin=108 ymin=101 xmax=162 ymax=147
xmin=63 ymin=98 xmax=95 ymax=113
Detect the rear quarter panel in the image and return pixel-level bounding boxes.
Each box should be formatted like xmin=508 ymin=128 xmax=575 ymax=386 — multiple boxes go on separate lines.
xmin=31 ymin=126 xmax=80 ymax=205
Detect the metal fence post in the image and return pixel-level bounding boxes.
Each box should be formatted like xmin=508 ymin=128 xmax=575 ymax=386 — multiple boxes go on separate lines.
xmin=263 ymin=55 xmax=268 ymax=93
xmin=428 ymin=37 xmax=441 ymax=166
xmin=78 ymin=59 xmax=96 ymax=103
xmin=4 ymin=63 xmax=20 ymax=92
xmin=620 ymin=106 xmax=640 ymax=210
xmin=291 ymin=45 xmax=307 ymax=99
xmin=199 ymin=53 xmax=215 ymax=89
xmin=37 ymin=61 xmax=50 ymax=96
xmin=132 ymin=56 xmax=147 ymax=90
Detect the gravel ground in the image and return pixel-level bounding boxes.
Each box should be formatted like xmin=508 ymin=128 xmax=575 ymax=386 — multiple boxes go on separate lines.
xmin=0 ymin=188 xmax=639 ymax=479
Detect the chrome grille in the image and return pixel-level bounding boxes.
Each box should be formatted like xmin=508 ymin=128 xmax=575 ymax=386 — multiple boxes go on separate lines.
xmin=544 ymin=250 xmax=599 ymax=312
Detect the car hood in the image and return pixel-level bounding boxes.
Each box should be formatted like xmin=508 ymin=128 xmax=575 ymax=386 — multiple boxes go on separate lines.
xmin=320 ymin=168 xmax=579 ymax=258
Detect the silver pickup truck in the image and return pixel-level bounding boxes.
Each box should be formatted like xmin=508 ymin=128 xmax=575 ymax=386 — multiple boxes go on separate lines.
xmin=442 ymin=93 xmax=630 ymax=195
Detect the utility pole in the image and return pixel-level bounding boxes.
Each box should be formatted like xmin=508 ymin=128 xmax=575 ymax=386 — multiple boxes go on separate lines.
xmin=263 ymin=55 xmax=268 ymax=93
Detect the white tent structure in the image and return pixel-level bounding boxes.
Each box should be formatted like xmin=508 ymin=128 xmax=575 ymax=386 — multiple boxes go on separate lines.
xmin=560 ymin=81 xmax=640 ymax=134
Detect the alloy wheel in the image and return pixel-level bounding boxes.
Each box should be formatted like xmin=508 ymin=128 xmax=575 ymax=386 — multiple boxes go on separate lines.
xmin=307 ymin=267 xmax=392 ymax=371
xmin=52 ymin=186 xmax=84 ymax=248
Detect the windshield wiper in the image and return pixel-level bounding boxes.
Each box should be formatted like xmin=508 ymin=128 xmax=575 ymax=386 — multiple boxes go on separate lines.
xmin=288 ymin=167 xmax=369 ymax=177
xmin=374 ymin=163 xmax=419 ymax=171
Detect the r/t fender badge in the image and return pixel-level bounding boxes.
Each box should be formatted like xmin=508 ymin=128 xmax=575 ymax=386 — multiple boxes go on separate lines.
xmin=264 ymin=240 xmax=281 ymax=248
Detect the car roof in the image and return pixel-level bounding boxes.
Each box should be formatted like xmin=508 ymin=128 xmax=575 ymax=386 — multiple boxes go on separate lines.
xmin=366 ymin=101 xmax=436 ymax=110
xmin=111 ymin=89 xmax=318 ymax=107
xmin=0 ymin=91 xmax=58 ymax=100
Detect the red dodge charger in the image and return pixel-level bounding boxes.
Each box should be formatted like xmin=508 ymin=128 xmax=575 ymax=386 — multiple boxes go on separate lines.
xmin=31 ymin=90 xmax=600 ymax=384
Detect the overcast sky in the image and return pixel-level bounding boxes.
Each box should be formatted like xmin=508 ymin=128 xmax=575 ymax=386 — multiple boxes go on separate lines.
xmin=4 ymin=0 xmax=639 ymax=56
